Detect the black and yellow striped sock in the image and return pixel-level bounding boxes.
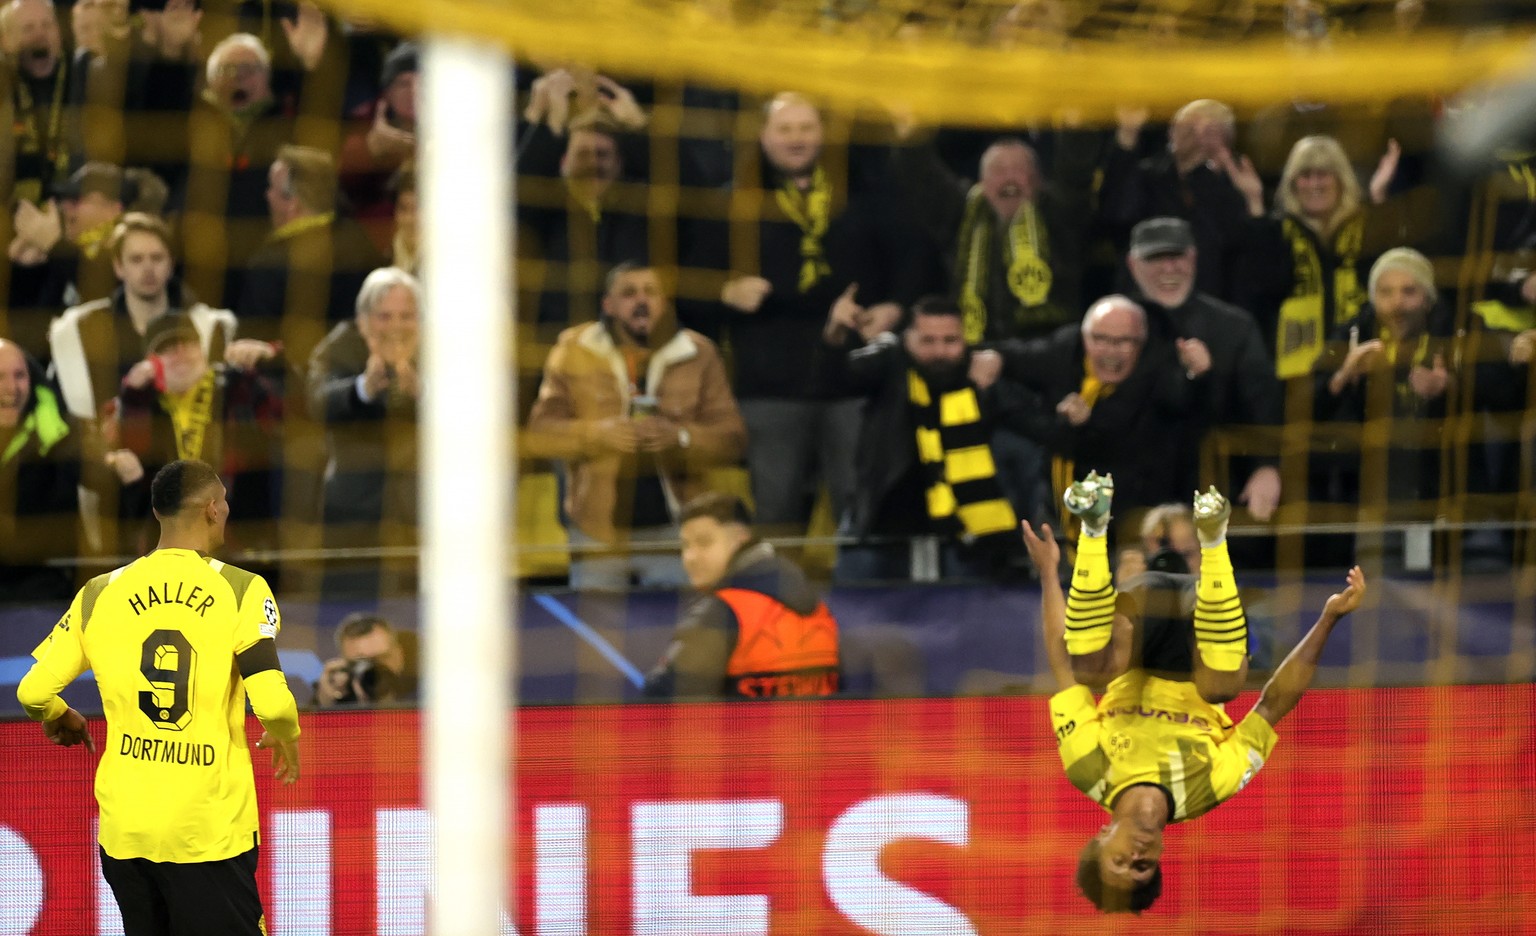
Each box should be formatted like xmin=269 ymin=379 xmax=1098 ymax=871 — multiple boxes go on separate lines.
xmin=1194 ymin=539 xmax=1247 ymax=671
xmin=1065 ymin=532 xmax=1115 ymax=656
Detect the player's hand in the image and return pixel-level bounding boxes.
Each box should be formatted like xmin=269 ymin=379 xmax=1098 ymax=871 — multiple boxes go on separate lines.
xmin=257 ymin=731 xmax=300 ymax=784
xmin=43 ymin=708 xmax=94 ymax=751
xmin=1020 ymin=520 xmax=1060 ymax=574
xmin=1323 ymin=565 xmax=1366 ymax=619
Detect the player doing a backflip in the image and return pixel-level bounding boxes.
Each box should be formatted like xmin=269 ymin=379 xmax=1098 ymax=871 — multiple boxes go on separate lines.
xmin=1022 ymin=470 xmax=1365 ymax=913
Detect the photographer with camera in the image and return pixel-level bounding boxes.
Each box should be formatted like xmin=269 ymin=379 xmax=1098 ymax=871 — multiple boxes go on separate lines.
xmin=313 ymin=612 xmax=418 ymax=707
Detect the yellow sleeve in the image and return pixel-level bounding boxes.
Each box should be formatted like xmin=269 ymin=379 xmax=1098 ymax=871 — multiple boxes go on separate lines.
xmin=234 ymin=574 xmax=282 ymax=653
xmin=1050 ymin=685 xmax=1109 ymax=797
xmin=232 ymin=576 xmax=300 ymax=743
xmin=17 ymin=590 xmax=89 ymax=723
xmin=1210 ymin=711 xmax=1278 ymax=804
xmin=244 ymin=670 xmax=300 ymax=743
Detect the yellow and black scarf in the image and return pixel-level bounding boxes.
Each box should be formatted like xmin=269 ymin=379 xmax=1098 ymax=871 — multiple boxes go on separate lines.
xmin=955 ymin=186 xmax=1053 ymax=344
xmin=774 ymin=166 xmax=833 ymax=292
xmin=908 ymin=370 xmax=1017 ymax=539
xmin=1275 ymin=214 xmax=1366 ymax=380
xmin=12 ymin=61 xmax=72 ymax=205
xmin=160 ymin=369 xmax=219 ymax=462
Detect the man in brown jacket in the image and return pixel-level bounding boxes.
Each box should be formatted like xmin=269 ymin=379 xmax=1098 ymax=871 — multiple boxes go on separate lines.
xmin=527 ymin=262 xmax=747 ymax=590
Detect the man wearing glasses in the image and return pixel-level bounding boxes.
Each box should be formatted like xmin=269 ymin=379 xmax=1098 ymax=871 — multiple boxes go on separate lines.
xmin=979 ymin=293 xmax=1196 ymax=541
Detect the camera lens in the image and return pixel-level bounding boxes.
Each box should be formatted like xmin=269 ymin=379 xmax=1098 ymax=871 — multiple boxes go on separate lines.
xmin=350 ymin=659 xmax=379 ymax=699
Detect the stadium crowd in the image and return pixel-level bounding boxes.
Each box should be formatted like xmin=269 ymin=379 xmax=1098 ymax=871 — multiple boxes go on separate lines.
xmin=0 ymin=0 xmax=1533 ymax=603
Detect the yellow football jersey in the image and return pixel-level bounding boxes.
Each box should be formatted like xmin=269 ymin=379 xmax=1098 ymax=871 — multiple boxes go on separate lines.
xmin=1051 ymin=669 xmax=1277 ymax=822
xmin=18 ymin=549 xmax=299 ymax=862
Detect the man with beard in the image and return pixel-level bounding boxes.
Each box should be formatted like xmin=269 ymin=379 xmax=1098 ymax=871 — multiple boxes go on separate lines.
xmin=1124 ymin=217 xmax=1283 ymax=523
xmin=526 ymin=262 xmax=746 ymax=590
xmin=2 ymin=0 xmax=79 ymax=209
xmin=827 ymin=296 xmax=1023 ymax=581
xmin=891 ymin=132 xmax=1083 ymax=528
xmin=1315 ymin=247 xmax=1453 ymax=511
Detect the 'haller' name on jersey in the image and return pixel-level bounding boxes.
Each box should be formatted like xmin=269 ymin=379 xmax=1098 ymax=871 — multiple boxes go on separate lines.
xmin=128 ymin=583 xmax=216 ymax=617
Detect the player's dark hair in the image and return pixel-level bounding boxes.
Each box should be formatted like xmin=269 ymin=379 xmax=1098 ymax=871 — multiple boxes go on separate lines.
xmin=679 ymin=491 xmax=754 ymax=528
xmin=335 ymin=613 xmax=393 ymax=651
xmin=149 ymin=460 xmax=221 ymax=519
xmin=1076 ymin=837 xmax=1163 ymax=914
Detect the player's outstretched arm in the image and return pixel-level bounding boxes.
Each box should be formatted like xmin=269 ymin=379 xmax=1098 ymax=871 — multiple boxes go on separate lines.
xmin=1253 ymin=566 xmax=1365 ymax=728
xmin=1022 ymin=522 xmax=1078 ymax=692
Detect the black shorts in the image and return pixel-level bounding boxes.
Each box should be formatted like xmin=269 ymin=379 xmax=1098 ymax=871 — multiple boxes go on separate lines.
xmin=1125 ymin=570 xmax=1196 ymax=677
xmin=99 ymin=844 xmax=265 ymax=936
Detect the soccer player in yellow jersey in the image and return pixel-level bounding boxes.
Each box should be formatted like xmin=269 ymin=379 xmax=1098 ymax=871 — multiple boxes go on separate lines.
xmin=16 ymin=459 xmax=300 ymax=936
xmin=1022 ymin=471 xmax=1365 ymax=914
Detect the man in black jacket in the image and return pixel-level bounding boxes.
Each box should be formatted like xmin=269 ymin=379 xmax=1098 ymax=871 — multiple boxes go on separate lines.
xmin=990 ymin=295 xmax=1193 ymax=541
xmin=684 ymin=92 xmax=907 ymax=534
xmin=1124 ymin=218 xmax=1283 ymax=522
xmin=643 ymin=492 xmax=840 ymax=700
xmin=1098 ymin=101 xmax=1262 ymax=302
xmin=827 ymin=296 xmax=1025 ymax=581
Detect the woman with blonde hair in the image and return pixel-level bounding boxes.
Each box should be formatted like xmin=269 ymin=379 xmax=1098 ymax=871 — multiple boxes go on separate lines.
xmin=1235 ymin=133 xmax=1401 ymax=385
